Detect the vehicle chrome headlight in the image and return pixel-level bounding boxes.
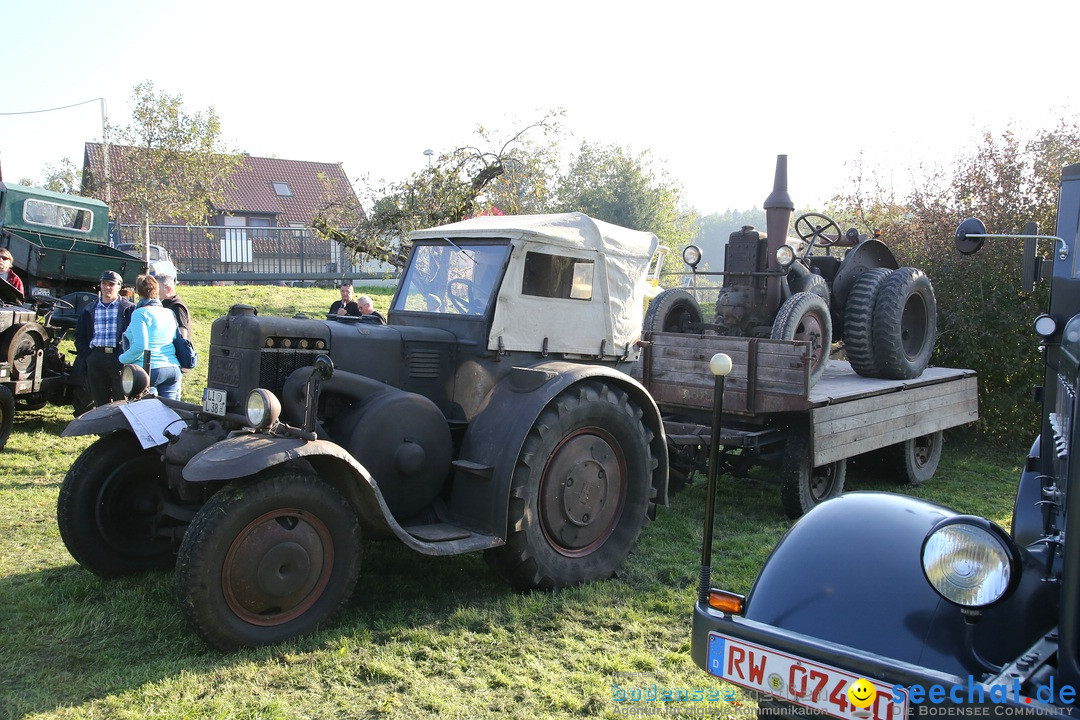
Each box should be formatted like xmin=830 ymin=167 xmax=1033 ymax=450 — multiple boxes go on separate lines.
xmin=121 ymin=364 xmax=150 ymax=398
xmin=682 ymin=244 xmax=702 ymax=269
xmin=921 ymin=516 xmax=1020 ymax=608
xmin=245 ymin=389 xmax=281 ymax=430
xmin=776 ymin=244 xmax=796 ymax=269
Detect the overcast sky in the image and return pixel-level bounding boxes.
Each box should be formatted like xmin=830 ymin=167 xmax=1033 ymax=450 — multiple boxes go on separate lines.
xmin=3 ymin=0 xmax=1077 ymax=216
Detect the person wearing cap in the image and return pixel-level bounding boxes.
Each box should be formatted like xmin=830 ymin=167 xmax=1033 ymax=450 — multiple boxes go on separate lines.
xmin=0 ymin=248 xmax=23 ymax=297
xmin=74 ymin=270 xmax=136 ymax=409
xmin=120 ymin=274 xmax=181 ymax=400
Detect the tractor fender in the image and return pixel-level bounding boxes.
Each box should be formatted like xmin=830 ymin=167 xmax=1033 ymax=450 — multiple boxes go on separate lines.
xmin=62 ymin=402 xmax=137 ymax=438
xmin=830 ymin=239 xmax=899 ymax=310
xmin=179 ymin=433 xmax=477 ymax=555
xmin=744 ymin=492 xmax=1056 ymax=676
xmin=451 ymin=361 xmax=668 ymax=538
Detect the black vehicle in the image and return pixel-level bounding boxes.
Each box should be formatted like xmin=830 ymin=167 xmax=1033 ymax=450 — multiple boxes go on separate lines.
xmin=689 ymin=162 xmax=1080 ymax=716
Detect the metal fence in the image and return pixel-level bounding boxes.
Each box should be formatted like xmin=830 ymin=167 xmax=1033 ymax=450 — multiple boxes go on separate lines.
xmin=115 ymin=224 xmax=398 ymax=285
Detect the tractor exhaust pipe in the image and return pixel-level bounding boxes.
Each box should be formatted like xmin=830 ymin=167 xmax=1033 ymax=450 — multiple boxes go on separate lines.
xmin=764 ymin=155 xmax=794 ymax=312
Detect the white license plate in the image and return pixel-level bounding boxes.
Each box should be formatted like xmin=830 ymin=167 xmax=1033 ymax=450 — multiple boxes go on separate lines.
xmin=707 ymin=633 xmax=907 ymax=720
xmin=202 ymin=388 xmax=228 ymax=417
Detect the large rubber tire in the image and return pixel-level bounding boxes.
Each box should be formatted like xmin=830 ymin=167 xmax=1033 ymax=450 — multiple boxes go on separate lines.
xmin=790 ymin=271 xmax=830 ymax=305
xmin=842 ymin=268 xmax=892 ymax=377
xmin=56 ymin=432 xmax=179 ymax=576
xmin=644 ymin=288 xmax=703 ymax=334
xmin=175 ymin=470 xmax=362 ymax=650
xmin=872 ymin=267 xmax=938 ymax=379
xmin=484 ymin=381 xmax=657 ymax=590
xmin=0 ymin=384 xmax=13 ymax=452
xmin=886 ymin=430 xmax=943 ymax=485
xmin=2 ymin=322 xmax=46 ymax=380
xmin=779 ymin=432 xmax=846 ymax=520
xmin=770 ymin=292 xmax=832 ymax=388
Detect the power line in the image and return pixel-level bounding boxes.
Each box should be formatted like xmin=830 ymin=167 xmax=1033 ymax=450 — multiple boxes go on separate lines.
xmin=0 ymin=97 xmax=103 ymax=117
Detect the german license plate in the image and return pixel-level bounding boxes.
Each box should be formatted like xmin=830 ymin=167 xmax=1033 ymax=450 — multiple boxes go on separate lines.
xmin=707 ymin=633 xmax=907 ymax=720
xmin=202 ymin=388 xmax=228 ymax=417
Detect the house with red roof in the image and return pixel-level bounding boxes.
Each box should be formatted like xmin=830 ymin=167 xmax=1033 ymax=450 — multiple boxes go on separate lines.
xmin=81 ymin=143 xmax=380 ymax=282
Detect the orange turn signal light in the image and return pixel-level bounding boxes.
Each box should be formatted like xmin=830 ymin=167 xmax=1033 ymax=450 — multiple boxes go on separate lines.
xmin=707 ymin=590 xmax=745 ymax=615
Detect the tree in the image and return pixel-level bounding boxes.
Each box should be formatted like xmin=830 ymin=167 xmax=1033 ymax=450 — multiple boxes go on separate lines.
xmin=18 ymin=157 xmax=83 ymax=194
xmin=84 ymin=81 xmax=241 ymax=262
xmin=551 ymin=141 xmax=696 ymax=265
xmin=829 ymin=120 xmax=1080 ymax=446
xmin=314 ymin=112 xmax=563 ymax=268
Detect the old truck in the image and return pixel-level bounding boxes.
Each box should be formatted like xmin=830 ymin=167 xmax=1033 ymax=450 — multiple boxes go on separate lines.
xmin=58 ymin=212 xmax=671 ymax=650
xmin=0 ymin=182 xmax=145 ymax=448
xmin=689 ymin=162 xmax=1080 ymax=716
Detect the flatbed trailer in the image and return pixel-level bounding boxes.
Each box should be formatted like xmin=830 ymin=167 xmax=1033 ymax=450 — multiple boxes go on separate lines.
xmin=632 ymin=331 xmax=978 ymax=517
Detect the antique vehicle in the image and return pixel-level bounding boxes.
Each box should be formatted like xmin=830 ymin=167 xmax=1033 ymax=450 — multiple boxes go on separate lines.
xmin=57 ymin=212 xmax=670 ymax=650
xmin=645 ymin=155 xmax=939 ymax=388
xmin=117 ymin=242 xmax=178 ymax=279
xmin=689 ymin=162 xmax=1080 ymax=716
xmin=0 ymin=182 xmax=145 ymax=448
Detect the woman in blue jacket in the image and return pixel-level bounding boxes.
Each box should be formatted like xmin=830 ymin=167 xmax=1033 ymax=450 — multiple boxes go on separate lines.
xmin=119 ymin=274 xmax=181 ymax=400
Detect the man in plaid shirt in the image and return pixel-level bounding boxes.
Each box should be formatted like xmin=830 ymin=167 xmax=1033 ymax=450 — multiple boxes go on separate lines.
xmin=74 ymin=271 xmax=135 ymax=410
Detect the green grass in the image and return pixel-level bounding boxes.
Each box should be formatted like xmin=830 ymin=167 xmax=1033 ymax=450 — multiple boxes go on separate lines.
xmin=0 ymin=286 xmax=1022 ymax=720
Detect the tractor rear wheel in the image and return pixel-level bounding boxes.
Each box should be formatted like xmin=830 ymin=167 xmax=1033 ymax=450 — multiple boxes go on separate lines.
xmin=872 ymin=267 xmax=937 ymax=379
xmin=644 ymin=288 xmax=702 ymax=334
xmin=176 ymin=470 xmax=362 ymax=650
xmin=842 ymin=268 xmax=892 ymax=377
xmin=485 ymin=381 xmax=657 ymax=590
xmin=771 ymin=292 xmax=832 ymax=388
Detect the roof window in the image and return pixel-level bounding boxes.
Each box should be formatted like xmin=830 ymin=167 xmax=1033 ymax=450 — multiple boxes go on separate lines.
xmin=272 ymin=182 xmax=293 ymax=197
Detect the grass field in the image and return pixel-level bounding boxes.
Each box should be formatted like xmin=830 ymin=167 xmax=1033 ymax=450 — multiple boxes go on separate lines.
xmin=0 ymin=286 xmax=1022 ymax=720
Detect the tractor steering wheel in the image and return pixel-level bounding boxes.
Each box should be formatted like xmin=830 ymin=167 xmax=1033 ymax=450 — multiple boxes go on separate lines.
xmin=794 ymin=213 xmax=842 ymax=251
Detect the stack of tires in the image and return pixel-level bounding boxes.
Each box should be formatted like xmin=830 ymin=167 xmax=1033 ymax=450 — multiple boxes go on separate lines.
xmin=842 ymin=267 xmax=937 ymax=380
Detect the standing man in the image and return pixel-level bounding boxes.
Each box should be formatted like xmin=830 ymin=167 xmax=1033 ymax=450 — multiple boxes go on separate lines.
xmin=356 ymin=295 xmax=385 ymax=323
xmin=159 ymin=274 xmax=191 ymax=339
xmin=330 ymin=281 xmax=360 ymax=316
xmin=74 ymin=270 xmax=135 ymax=409
xmin=0 ymin=248 xmax=24 ymax=297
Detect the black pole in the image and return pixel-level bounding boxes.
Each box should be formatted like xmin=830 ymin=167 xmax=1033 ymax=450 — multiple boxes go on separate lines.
xmin=699 ymin=353 xmax=731 ymax=605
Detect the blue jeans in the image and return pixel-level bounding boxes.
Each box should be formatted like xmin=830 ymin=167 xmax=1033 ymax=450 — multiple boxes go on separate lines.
xmin=150 ymin=364 xmax=182 ymax=400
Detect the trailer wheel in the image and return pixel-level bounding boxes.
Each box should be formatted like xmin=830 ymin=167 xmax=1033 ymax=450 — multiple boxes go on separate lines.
xmin=56 ymin=432 xmax=179 ymax=576
xmin=176 ymin=470 xmax=362 ymax=650
xmin=644 ymin=288 xmax=702 ymax=334
xmin=872 ymin=267 xmax=937 ymax=379
xmin=0 ymin=385 xmax=13 ymax=451
xmin=887 ymin=431 xmax=943 ymax=485
xmin=485 ymin=381 xmax=657 ymax=590
xmin=779 ymin=432 xmax=846 ymax=520
xmin=770 ymin=292 xmax=832 ymax=388
xmin=842 ymin=268 xmax=892 ymax=377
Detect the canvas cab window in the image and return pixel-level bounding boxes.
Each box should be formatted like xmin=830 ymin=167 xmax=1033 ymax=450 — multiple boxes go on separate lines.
xmin=521 ymin=252 xmax=593 ymax=301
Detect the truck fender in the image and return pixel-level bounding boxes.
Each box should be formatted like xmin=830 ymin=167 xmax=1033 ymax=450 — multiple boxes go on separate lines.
xmin=1012 ymin=435 xmax=1045 ymax=547
xmin=449 ymin=361 xmax=668 ymax=538
xmin=62 ymin=402 xmax=136 ymax=438
xmin=180 ymin=433 xmax=477 ymax=555
xmin=744 ymin=491 xmax=1056 ymax=676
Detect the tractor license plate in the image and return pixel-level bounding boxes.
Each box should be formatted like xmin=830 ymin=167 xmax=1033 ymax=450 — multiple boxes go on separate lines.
xmin=202 ymin=388 xmax=228 ymax=417
xmin=706 ymin=633 xmax=907 ymax=720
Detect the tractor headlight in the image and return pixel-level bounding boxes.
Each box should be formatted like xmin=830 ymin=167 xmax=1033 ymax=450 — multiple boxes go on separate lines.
xmin=682 ymin=244 xmax=702 ymax=269
xmin=776 ymin=245 xmax=796 ymax=269
xmin=245 ymin=389 xmax=281 ymax=430
xmin=121 ymin=364 xmax=150 ymax=398
xmin=921 ymin=516 xmax=1020 ymax=608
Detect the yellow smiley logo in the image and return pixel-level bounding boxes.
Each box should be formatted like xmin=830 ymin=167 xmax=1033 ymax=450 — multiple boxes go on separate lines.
xmin=848 ymin=678 xmax=877 ymax=709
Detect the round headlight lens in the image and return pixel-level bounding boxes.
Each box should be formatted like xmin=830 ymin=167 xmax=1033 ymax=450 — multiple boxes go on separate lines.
xmin=776 ymin=245 xmax=796 ymax=268
xmin=121 ymin=364 xmax=150 ymax=398
xmin=682 ymin=244 xmax=702 ymax=269
xmin=1033 ymin=314 xmax=1057 ymax=338
xmin=921 ymin=517 xmax=1018 ymax=608
xmin=245 ymin=389 xmax=281 ymax=429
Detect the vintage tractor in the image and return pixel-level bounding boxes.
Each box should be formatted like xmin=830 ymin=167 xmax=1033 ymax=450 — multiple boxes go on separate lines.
xmin=645 ymin=156 xmax=939 ymax=387
xmin=57 ymin=213 xmax=670 ymax=650
xmin=689 ymin=162 xmax=1080 ymax=716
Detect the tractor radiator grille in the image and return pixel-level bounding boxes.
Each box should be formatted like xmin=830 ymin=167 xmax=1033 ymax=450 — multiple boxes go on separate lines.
xmin=260 ymin=349 xmax=321 ymax=397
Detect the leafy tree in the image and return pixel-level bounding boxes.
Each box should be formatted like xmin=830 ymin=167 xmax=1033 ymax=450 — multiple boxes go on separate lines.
xmin=18 ymin=157 xmax=83 ymax=194
xmin=82 ymin=81 xmax=242 ymax=262
xmin=315 ymin=112 xmax=563 ymax=267
xmin=829 ymin=120 xmax=1080 ymax=446
xmin=691 ymin=208 xmax=767 ymax=272
xmin=551 ymin=141 xmax=696 ymax=265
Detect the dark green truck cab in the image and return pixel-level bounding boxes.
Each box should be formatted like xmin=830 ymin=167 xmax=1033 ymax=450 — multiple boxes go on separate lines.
xmin=0 ymin=182 xmax=146 ymax=449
